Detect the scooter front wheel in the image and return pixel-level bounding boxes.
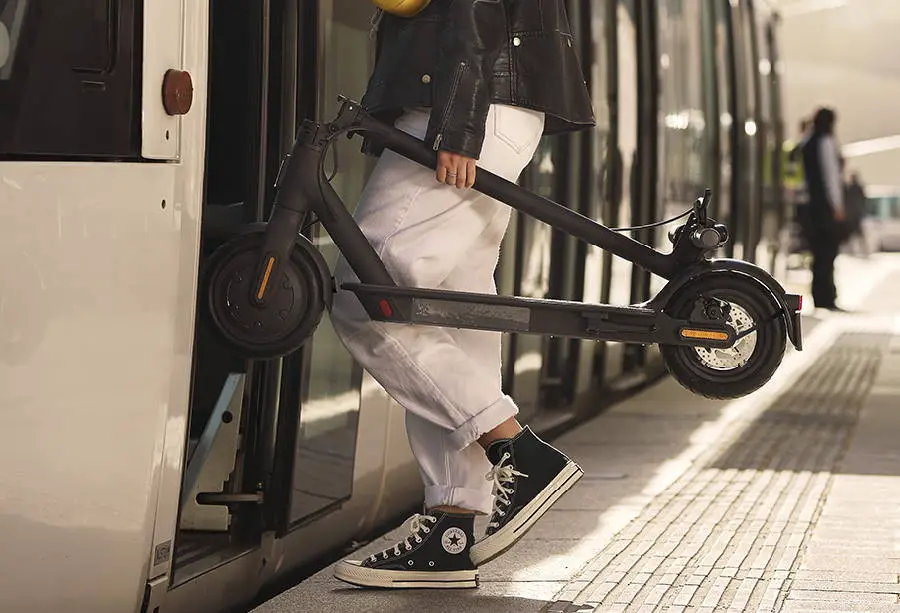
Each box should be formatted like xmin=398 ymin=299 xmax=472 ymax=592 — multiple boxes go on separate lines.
xmin=660 ymin=273 xmax=787 ymax=399
xmin=202 ymin=229 xmax=329 ymax=359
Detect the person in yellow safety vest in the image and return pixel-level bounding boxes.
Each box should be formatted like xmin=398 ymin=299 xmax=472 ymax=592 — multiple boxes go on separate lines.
xmin=784 ymin=118 xmax=810 ymax=204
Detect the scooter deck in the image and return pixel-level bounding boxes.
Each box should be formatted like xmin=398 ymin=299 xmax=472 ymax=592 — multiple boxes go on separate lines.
xmin=342 ymin=283 xmax=734 ymax=348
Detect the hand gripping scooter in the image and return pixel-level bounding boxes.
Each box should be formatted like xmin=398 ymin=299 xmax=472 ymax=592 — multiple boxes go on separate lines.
xmin=203 ymin=96 xmax=803 ymax=399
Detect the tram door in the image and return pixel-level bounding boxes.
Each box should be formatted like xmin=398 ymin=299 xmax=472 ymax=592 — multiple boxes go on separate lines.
xmin=168 ymin=0 xmax=373 ymax=592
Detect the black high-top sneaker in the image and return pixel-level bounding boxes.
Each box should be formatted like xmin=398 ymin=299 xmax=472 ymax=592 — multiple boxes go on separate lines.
xmin=333 ymin=511 xmax=479 ymax=589
xmin=469 ymin=426 xmax=583 ymax=566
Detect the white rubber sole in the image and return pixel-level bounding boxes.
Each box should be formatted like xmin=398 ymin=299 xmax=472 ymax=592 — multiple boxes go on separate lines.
xmin=333 ymin=560 xmax=479 ymax=589
xmin=469 ymin=460 xmax=584 ymax=566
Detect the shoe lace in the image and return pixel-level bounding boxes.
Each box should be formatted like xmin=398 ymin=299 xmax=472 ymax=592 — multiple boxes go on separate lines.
xmin=485 ymin=452 xmax=528 ymax=529
xmin=368 ymin=513 xmax=436 ymax=562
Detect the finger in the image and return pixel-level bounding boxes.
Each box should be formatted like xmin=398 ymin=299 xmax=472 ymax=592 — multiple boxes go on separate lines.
xmin=435 ymin=153 xmax=447 ymax=183
xmin=465 ymin=159 xmax=476 ymax=188
xmin=455 ymin=159 xmax=466 ymax=189
xmin=444 ymin=158 xmax=459 ymax=186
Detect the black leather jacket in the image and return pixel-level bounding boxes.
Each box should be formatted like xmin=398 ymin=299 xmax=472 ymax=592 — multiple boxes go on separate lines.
xmin=360 ymin=0 xmax=595 ymax=159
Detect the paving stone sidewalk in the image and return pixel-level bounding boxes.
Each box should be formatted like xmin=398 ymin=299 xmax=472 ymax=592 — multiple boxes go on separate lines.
xmin=546 ymin=330 xmax=899 ymax=613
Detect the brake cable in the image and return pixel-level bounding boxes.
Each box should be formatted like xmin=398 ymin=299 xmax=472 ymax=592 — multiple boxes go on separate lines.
xmin=608 ymin=208 xmax=693 ymax=232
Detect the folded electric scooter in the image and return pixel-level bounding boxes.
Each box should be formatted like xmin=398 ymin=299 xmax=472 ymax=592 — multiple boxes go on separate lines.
xmin=203 ymin=95 xmax=802 ymax=399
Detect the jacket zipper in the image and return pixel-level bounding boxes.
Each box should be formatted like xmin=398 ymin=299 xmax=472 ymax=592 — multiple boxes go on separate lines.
xmin=433 ymin=61 xmax=467 ymax=151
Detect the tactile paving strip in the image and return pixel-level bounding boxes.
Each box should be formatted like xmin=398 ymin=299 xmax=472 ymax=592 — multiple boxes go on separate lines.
xmin=546 ymin=332 xmax=891 ymax=613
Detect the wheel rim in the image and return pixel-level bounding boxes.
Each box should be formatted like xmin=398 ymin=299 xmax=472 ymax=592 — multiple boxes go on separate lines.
xmin=692 ymin=301 xmax=757 ymax=371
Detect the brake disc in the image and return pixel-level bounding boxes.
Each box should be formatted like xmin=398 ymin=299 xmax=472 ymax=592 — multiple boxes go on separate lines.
xmin=693 ymin=302 xmax=757 ymax=371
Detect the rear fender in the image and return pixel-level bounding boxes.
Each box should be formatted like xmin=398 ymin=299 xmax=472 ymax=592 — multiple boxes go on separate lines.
xmin=646 ymin=259 xmax=802 ymax=351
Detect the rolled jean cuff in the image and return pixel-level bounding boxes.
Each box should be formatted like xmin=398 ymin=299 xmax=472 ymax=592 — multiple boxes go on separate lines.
xmin=446 ymin=394 xmax=518 ymax=452
xmin=425 ymin=485 xmax=494 ymax=516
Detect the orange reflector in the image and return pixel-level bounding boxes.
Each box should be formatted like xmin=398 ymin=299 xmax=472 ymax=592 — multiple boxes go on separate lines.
xmin=256 ymin=256 xmax=276 ymax=300
xmin=680 ymin=328 xmax=729 ymax=341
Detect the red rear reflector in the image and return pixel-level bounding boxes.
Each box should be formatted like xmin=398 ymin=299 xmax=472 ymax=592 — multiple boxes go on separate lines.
xmin=798 ymin=295 xmax=803 ymax=311
xmin=379 ymin=299 xmax=392 ymax=317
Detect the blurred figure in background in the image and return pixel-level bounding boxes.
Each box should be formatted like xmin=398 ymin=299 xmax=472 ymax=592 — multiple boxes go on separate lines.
xmin=800 ymin=107 xmax=845 ymax=311
xmin=844 ymin=171 xmax=870 ymax=257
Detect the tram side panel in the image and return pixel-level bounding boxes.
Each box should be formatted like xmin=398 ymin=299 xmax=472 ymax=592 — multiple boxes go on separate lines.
xmin=0 ymin=2 xmax=210 ymax=613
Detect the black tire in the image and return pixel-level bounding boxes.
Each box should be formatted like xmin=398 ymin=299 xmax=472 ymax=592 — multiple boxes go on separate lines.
xmin=202 ymin=232 xmax=326 ymax=359
xmin=660 ymin=273 xmax=787 ymax=400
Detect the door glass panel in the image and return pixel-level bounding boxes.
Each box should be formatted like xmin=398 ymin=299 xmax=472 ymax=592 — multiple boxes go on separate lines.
xmin=713 ymin=0 xmax=736 ymax=258
xmin=756 ymin=13 xmax=779 ymax=267
xmin=601 ymin=0 xmax=639 ymax=378
xmin=572 ymin=0 xmax=612 ymax=391
xmin=737 ymin=1 xmax=760 ymax=262
xmin=585 ymin=1 xmax=611 ymax=307
xmin=287 ymin=0 xmax=375 ymax=525
xmin=610 ymin=0 xmax=638 ymax=308
xmin=655 ymin=0 xmax=711 ymax=294
xmin=501 ymin=145 xmax=554 ymax=423
xmin=536 ymin=0 xmax=596 ymax=408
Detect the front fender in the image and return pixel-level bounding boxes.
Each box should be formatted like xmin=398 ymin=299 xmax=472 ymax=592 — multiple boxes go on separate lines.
xmin=226 ymin=222 xmax=335 ymax=312
xmin=647 ymin=258 xmax=803 ymax=351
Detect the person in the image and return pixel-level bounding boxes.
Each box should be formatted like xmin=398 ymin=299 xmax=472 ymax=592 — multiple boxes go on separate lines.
xmin=800 ymin=107 xmax=845 ymax=310
xmin=328 ymin=1 xmax=595 ymax=589
xmin=844 ymin=171 xmax=869 ymax=257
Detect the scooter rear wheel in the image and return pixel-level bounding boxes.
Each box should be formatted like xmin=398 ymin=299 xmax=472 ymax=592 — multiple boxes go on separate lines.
xmin=660 ymin=273 xmax=787 ymax=399
xmin=203 ymin=230 xmax=328 ymax=359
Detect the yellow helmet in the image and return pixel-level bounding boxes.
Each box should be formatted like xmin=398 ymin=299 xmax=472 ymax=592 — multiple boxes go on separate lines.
xmin=372 ymin=0 xmax=431 ymax=17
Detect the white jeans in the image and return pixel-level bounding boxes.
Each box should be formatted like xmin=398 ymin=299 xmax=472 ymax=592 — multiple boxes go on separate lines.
xmin=330 ymin=104 xmax=545 ymax=514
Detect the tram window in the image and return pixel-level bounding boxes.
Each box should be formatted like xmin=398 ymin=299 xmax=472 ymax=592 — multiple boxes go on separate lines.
xmin=1 ymin=0 xmax=115 ymax=78
xmin=0 ymin=0 xmax=140 ymax=158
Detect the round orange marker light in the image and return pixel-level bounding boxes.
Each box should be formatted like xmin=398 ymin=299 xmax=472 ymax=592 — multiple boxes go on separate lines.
xmin=162 ymin=69 xmax=193 ymax=116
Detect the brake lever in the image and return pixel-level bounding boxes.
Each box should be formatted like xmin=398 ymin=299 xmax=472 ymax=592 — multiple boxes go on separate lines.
xmin=694 ymin=188 xmax=711 ymax=226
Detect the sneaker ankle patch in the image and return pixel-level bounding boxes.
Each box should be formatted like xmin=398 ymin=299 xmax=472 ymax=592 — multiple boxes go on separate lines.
xmin=440 ymin=527 xmax=467 ymax=555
